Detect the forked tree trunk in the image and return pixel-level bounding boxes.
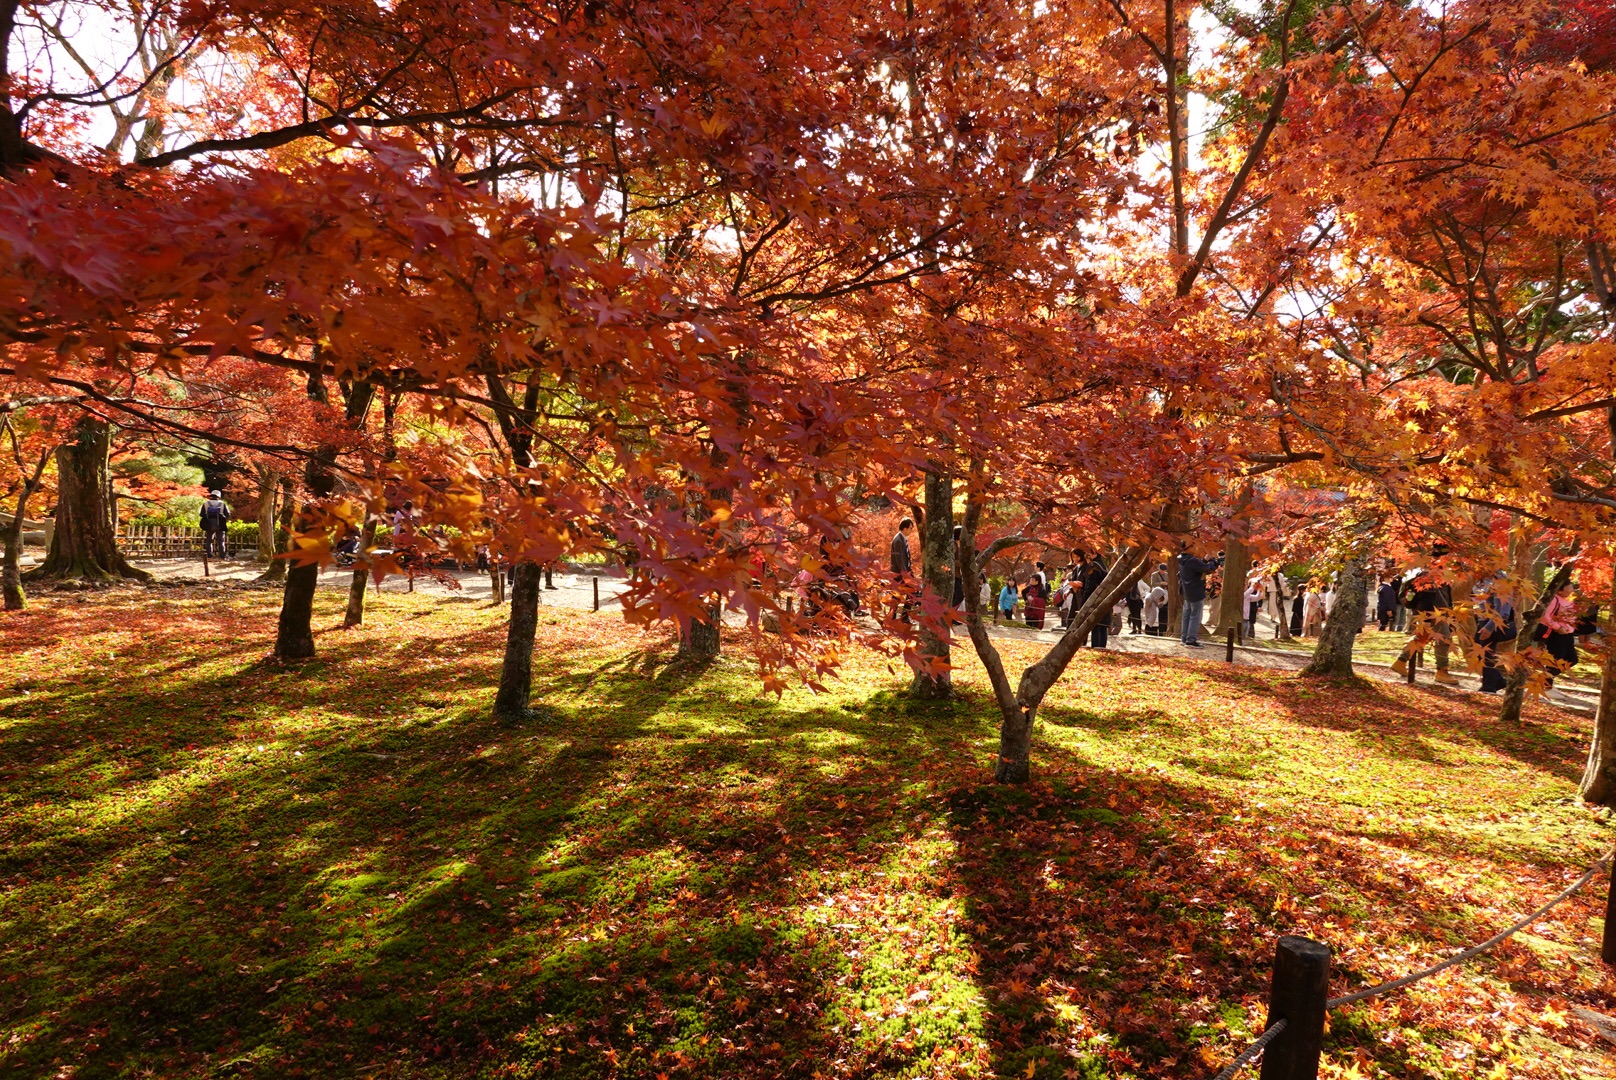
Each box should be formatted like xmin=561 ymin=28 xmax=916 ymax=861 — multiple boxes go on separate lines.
xmin=1580 ymin=629 xmax=1616 ymax=805
xmin=258 ymin=477 xmax=295 ymax=583
xmin=342 ymin=516 xmax=379 ymax=627
xmin=1302 ymin=556 xmax=1368 ymax=677
xmin=494 ymin=561 xmax=544 ymax=720
xmin=910 ymin=469 xmax=954 ymax=700
xmin=28 ymin=417 xmax=149 ymax=583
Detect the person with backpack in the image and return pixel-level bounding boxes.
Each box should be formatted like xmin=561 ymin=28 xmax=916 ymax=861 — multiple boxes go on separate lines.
xmin=199 ymin=489 xmax=231 ymax=558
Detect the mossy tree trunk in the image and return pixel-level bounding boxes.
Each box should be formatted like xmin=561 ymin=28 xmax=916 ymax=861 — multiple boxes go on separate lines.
xmin=1302 ymin=556 xmax=1367 ymax=677
xmin=28 ymin=416 xmax=149 ymax=584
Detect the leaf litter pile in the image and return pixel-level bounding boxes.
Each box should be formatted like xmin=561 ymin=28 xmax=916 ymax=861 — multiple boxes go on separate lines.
xmin=2 ymin=589 xmax=1613 ymax=1079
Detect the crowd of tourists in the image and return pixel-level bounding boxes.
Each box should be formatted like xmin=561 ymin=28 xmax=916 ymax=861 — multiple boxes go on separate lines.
xmin=889 ymin=519 xmax=1600 ymax=690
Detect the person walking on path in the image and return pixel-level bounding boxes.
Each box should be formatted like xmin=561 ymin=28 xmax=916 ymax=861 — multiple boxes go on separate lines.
xmin=1264 ymin=568 xmax=1292 ymax=640
xmin=1175 ymin=545 xmax=1221 ymax=648
xmin=1142 ymin=580 xmax=1167 ymax=635
xmin=889 ymin=518 xmax=914 ymax=620
xmin=1539 ymin=578 xmax=1581 ymax=684
xmin=1126 ymin=577 xmax=1145 ymax=634
xmin=1473 ymin=583 xmax=1518 ymax=693
xmin=1302 ymin=581 xmax=1325 ymax=638
xmin=1376 ymin=576 xmax=1399 ymax=631
xmin=1023 ymin=573 xmax=1047 ymax=629
xmin=997 ymin=578 xmax=1019 ymax=625
xmin=1243 ymin=578 xmax=1263 ymax=639
xmin=1391 ymin=567 xmax=1459 ymax=684
xmin=199 ymin=490 xmax=231 ymax=558
xmin=1083 ymin=554 xmax=1110 ymax=646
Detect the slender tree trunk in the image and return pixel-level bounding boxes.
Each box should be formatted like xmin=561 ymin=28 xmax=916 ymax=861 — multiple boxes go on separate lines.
xmin=910 ymin=469 xmax=954 ymax=699
xmin=2 ymin=442 xmax=49 ymax=610
xmin=28 ymin=417 xmax=149 ymax=583
xmin=342 ymin=515 xmax=378 ymax=627
xmin=1580 ymin=627 xmax=1616 ymax=805
xmin=1302 ymin=556 xmax=1368 ymax=677
xmin=995 ymin=704 xmax=1036 ymax=783
xmin=494 ymin=561 xmax=543 ymax=720
xmin=256 ymin=466 xmax=280 ymax=563
xmin=274 ymin=375 xmax=374 ymax=659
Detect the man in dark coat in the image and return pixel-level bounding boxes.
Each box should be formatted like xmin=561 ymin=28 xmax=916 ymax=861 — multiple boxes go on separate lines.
xmin=1376 ymin=577 xmax=1399 ymax=631
xmin=1176 ymin=545 xmax=1222 ymax=648
xmin=889 ymin=518 xmax=914 ymax=619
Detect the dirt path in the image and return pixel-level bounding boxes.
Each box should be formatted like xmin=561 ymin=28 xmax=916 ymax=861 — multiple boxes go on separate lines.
xmin=131 ymin=556 xmax=1598 ymax=715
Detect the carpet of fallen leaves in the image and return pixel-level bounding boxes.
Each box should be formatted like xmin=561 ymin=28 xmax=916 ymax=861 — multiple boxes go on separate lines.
xmin=2 ymin=586 xmax=1614 ymax=1079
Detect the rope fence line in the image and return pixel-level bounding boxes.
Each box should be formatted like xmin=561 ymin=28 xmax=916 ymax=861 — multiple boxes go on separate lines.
xmin=1210 ymin=1018 xmax=1287 ymax=1080
xmin=1209 ymin=843 xmax=1616 ymax=1079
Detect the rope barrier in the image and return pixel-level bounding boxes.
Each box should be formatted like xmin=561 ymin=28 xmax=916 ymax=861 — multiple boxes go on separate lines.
xmin=1208 ymin=844 xmax=1615 ymax=1078
xmin=1326 ymin=845 xmax=1615 ymax=1009
xmin=1209 ymin=1018 xmax=1287 ymax=1080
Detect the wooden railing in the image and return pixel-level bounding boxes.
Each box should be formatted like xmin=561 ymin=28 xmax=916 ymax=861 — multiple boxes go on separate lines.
xmin=118 ymin=525 xmax=260 ymax=558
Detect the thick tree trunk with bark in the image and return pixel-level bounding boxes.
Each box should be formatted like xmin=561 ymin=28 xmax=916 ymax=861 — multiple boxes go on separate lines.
xmin=342 ymin=516 xmax=379 ymax=627
xmin=1302 ymin=556 xmax=1367 ymax=677
xmin=29 ymin=417 xmax=149 ymax=583
xmin=1214 ymin=534 xmax=1250 ymax=638
xmin=1581 ymin=630 xmax=1616 ymax=805
xmin=494 ymin=561 xmax=544 ymax=720
xmin=677 ymin=605 xmax=721 ymax=661
xmin=910 ymin=470 xmax=954 ymax=699
xmin=1 ymin=509 xmax=25 ymax=610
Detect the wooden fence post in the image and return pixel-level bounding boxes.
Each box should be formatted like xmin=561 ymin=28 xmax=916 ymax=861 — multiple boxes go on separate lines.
xmin=1259 ymin=935 xmax=1330 ymax=1080
xmin=592 ymin=575 xmax=600 ymax=612
xmin=1226 ymin=626 xmax=1237 ymax=662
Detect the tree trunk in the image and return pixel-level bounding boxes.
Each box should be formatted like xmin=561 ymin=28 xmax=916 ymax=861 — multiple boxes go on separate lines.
xmin=1580 ymin=628 xmax=1616 ymax=805
xmin=342 ymin=515 xmax=378 ymax=627
xmin=255 ymin=466 xmax=280 ymax=563
xmin=1 ymin=507 xmax=25 ymax=610
xmin=494 ymin=561 xmax=543 ymax=720
xmin=994 ymin=705 xmax=1035 ymax=784
xmin=1214 ymin=533 xmax=1250 ymax=639
xmin=1302 ymin=555 xmax=1368 ymax=677
xmin=677 ymin=604 xmax=722 ymax=661
xmin=2 ymin=442 xmax=49 ymax=611
xmin=28 ymin=416 xmax=149 ymax=583
xmin=910 ymin=469 xmax=954 ymax=699
xmin=274 ymin=374 xmax=374 ymax=659
xmin=258 ymin=477 xmax=295 ymax=583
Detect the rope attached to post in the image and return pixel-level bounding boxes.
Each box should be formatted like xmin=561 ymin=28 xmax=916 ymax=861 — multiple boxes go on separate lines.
xmin=1209 ymin=1018 xmax=1287 ymax=1080
xmin=1208 ymin=844 xmax=1615 ymax=1078
xmin=1326 ymin=845 xmax=1615 ymax=1009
